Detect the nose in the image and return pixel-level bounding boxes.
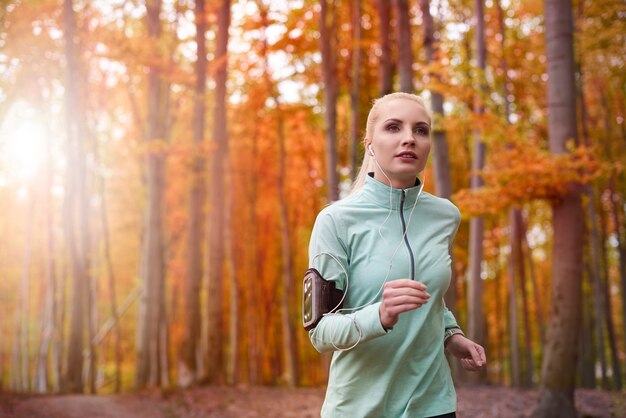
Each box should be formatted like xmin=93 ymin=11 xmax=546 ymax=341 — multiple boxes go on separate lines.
xmin=402 ymin=128 xmax=416 ymax=146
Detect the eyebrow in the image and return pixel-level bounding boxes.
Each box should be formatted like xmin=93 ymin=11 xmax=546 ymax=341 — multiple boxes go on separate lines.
xmin=384 ymin=118 xmax=431 ymax=127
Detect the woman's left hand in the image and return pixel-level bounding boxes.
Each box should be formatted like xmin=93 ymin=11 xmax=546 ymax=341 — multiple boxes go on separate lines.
xmin=446 ymin=335 xmax=486 ymax=371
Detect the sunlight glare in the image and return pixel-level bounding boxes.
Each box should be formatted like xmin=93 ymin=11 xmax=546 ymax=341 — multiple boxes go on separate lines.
xmin=0 ymin=103 xmax=47 ymax=183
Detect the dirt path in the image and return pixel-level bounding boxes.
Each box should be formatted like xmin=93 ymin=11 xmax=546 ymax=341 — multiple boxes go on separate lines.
xmin=0 ymin=386 xmax=622 ymax=418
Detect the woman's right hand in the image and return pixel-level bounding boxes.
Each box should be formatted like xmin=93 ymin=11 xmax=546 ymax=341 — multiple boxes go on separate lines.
xmin=379 ymin=279 xmax=430 ymax=329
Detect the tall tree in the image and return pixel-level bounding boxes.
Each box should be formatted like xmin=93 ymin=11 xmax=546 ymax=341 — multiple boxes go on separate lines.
xmin=496 ymin=0 xmax=522 ymax=387
xmin=179 ymin=0 xmax=207 ymax=388
xmin=420 ymin=0 xmax=457 ymax=313
xmin=258 ymin=2 xmax=299 ymax=386
xmin=205 ymin=0 xmax=230 ymax=384
xmin=394 ymin=0 xmax=413 ymax=93
xmin=34 ymin=99 xmax=58 ymax=392
xmin=136 ymin=0 xmax=170 ymax=388
xmin=349 ymin=0 xmax=361 ymax=180
xmin=62 ymin=0 xmax=91 ymax=393
xmin=319 ymin=0 xmax=339 ymax=201
xmin=534 ymin=0 xmax=584 ymax=415
xmin=376 ymin=0 xmax=393 ymax=95
xmin=467 ymin=0 xmax=487 ymax=381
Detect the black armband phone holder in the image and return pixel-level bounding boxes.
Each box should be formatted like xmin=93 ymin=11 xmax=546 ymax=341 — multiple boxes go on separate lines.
xmin=302 ymin=268 xmax=344 ymax=331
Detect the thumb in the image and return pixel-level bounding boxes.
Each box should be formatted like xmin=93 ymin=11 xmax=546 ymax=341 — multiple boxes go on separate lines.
xmin=470 ymin=344 xmax=486 ymax=366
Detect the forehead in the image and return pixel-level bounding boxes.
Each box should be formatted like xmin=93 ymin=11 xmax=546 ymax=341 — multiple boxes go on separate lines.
xmin=376 ymin=98 xmax=430 ymax=123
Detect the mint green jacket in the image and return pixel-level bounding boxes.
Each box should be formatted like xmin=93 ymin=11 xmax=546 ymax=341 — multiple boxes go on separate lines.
xmin=308 ymin=174 xmax=461 ymax=418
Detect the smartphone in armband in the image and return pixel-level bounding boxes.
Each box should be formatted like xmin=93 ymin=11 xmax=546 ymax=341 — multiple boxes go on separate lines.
xmin=302 ymin=268 xmax=344 ymax=331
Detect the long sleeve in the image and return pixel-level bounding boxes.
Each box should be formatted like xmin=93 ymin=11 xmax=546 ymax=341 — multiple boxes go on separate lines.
xmin=309 ymin=303 xmax=387 ymax=352
xmin=444 ymin=204 xmax=461 ymax=331
xmin=443 ymin=305 xmax=460 ymax=330
xmin=307 ymin=210 xmax=388 ymax=353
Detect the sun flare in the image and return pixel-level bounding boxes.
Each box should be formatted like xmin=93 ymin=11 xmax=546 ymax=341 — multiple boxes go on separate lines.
xmin=0 ymin=102 xmax=47 ymax=184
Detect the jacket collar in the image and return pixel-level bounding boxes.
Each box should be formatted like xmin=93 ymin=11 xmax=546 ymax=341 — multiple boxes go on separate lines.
xmin=361 ymin=173 xmax=423 ymax=210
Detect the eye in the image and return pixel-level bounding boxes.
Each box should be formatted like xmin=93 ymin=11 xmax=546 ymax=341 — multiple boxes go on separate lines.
xmin=413 ymin=125 xmax=430 ymax=136
xmin=385 ymin=124 xmax=400 ymax=132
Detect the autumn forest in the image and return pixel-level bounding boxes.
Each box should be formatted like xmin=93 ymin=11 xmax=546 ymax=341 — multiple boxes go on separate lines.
xmin=0 ymin=0 xmax=624 ymax=416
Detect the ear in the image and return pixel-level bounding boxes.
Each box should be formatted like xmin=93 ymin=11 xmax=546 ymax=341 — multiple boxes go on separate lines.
xmin=364 ymin=139 xmax=373 ymax=156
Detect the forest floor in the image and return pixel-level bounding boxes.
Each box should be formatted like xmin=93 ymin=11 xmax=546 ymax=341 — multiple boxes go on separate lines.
xmin=0 ymin=385 xmax=624 ymax=418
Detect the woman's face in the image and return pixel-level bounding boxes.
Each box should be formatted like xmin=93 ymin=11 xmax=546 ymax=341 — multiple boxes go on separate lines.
xmin=366 ymin=98 xmax=431 ymax=189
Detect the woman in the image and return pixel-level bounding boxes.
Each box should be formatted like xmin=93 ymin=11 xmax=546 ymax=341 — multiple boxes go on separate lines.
xmin=307 ymin=92 xmax=486 ymax=418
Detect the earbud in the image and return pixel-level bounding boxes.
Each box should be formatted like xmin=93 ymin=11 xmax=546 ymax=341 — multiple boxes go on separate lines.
xmin=368 ymin=145 xmax=375 ymax=158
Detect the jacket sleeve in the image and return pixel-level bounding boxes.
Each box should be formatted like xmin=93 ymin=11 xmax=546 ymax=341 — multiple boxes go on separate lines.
xmin=306 ymin=210 xmax=388 ymax=353
xmin=443 ymin=305 xmax=460 ymax=330
xmin=444 ymin=203 xmax=462 ymax=331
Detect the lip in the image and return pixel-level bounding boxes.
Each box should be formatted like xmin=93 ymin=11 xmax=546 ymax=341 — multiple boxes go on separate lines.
xmin=395 ymin=151 xmax=418 ymax=159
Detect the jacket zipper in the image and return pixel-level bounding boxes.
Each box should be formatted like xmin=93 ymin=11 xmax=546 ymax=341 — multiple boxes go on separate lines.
xmin=400 ymin=190 xmax=416 ymax=280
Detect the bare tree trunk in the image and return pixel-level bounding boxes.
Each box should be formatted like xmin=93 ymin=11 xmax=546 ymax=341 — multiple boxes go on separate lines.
xmin=277 ymin=110 xmax=299 ymax=386
xmin=57 ymin=262 xmax=68 ymax=390
xmin=515 ymin=211 xmax=533 ymax=387
xmin=205 ymin=0 xmax=230 ymax=384
xmin=520 ymin=220 xmax=545 ymax=340
xmin=607 ymin=178 xmax=626 ymax=354
xmin=19 ymin=197 xmax=34 ymax=391
xmin=421 ymin=0 xmax=452 ymax=200
xmin=493 ymin=273 xmax=504 ymax=385
xmin=349 ymin=0 xmax=361 ymax=180
xmin=319 ymin=0 xmax=339 ymax=201
xmin=585 ymin=187 xmax=609 ymax=389
xmin=394 ymin=0 xmax=413 ymax=93
xmin=179 ymin=0 xmax=207 ymax=388
xmin=507 ymin=210 xmax=521 ymax=387
xmin=35 ymin=106 xmax=58 ymax=392
xmin=467 ymin=0 xmax=487 ymax=382
xmin=225 ymin=177 xmax=239 ymax=384
xmin=63 ymin=0 xmax=90 ymax=393
xmin=136 ymin=0 xmax=169 ymax=388
xmin=421 ymin=0 xmax=458 ymax=319
xmin=376 ymin=0 xmax=393 ymax=95
xmin=94 ymin=130 xmax=122 ymax=393
xmin=599 ymin=89 xmax=626 ymax=356
xmin=496 ymin=0 xmax=524 ymax=386
xmin=535 ymin=0 xmax=584 ymax=414
xmin=598 ymin=203 xmax=623 ymax=389
xmin=579 ymin=287 xmax=595 ymax=388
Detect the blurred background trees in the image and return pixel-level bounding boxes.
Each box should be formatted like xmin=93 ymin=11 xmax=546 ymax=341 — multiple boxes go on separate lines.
xmin=0 ymin=0 xmax=624 ymax=414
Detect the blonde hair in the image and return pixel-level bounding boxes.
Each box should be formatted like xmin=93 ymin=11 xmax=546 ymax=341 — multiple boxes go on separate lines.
xmin=350 ymin=92 xmax=430 ymax=194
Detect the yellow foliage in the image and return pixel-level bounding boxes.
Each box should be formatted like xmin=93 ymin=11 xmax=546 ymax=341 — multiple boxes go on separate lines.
xmin=453 ymin=145 xmax=606 ymax=217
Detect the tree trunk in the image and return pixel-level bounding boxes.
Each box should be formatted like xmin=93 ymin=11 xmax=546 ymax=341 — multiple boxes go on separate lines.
xmin=467 ymin=0 xmax=487 ymax=382
xmin=257 ymin=5 xmax=299 ymax=386
xmin=19 ymin=197 xmax=34 ymax=391
xmin=205 ymin=0 xmax=230 ymax=384
xmin=507 ymin=209 xmax=521 ymax=387
xmin=514 ymin=211 xmax=533 ymax=387
xmin=579 ymin=288 xmax=595 ymax=388
xmin=535 ymin=0 xmax=584 ymax=414
xmin=599 ymin=88 xmax=626 ymax=356
xmin=520 ymin=220 xmax=545 ymax=340
xmin=421 ymin=0 xmax=458 ymax=316
xmin=598 ymin=202 xmax=623 ymax=389
xmin=62 ymin=0 xmax=90 ymax=393
xmin=225 ymin=174 xmax=239 ymax=384
xmin=136 ymin=0 xmax=169 ymax=388
xmin=319 ymin=0 xmax=339 ymax=201
xmin=95 ymin=129 xmax=122 ymax=393
xmin=277 ymin=109 xmax=299 ymax=386
xmin=179 ymin=0 xmax=207 ymax=388
xmin=349 ymin=0 xmax=361 ymax=180
xmin=35 ymin=108 xmax=58 ymax=392
xmin=585 ymin=187 xmax=609 ymax=388
xmin=376 ymin=0 xmax=393 ymax=95
xmin=394 ymin=0 xmax=413 ymax=93
xmin=421 ymin=0 xmax=452 ymax=200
